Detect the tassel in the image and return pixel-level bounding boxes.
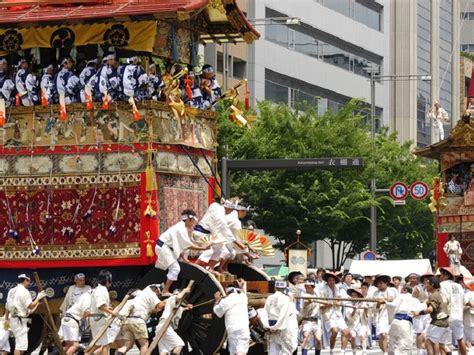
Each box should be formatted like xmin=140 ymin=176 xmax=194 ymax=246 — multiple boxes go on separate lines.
xmin=145 ymin=231 xmax=154 ymax=257
xmin=144 ymin=203 xmax=157 ymax=219
xmin=128 ymin=97 xmax=141 ymax=121
xmin=85 ymin=86 xmax=93 ymax=111
xmin=244 ymin=79 xmax=250 ymax=110
xmin=41 ymin=89 xmax=48 ymax=107
xmin=0 ymin=112 xmax=4 ymax=128
xmin=59 ymin=92 xmax=68 ymax=122
xmin=146 ymin=242 xmax=154 ymax=256
xmin=15 ymin=93 xmax=21 ymax=107
xmin=145 ymin=166 xmax=157 ymax=192
xmin=185 ymin=76 xmax=193 ymax=101
xmin=102 ymin=91 xmax=110 ymax=110
xmin=0 ymin=98 xmax=5 ymax=127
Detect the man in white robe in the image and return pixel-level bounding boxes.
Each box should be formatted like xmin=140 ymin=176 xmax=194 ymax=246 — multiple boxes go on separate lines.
xmin=320 ymin=272 xmax=350 ymax=353
xmin=443 ymin=235 xmax=463 ymax=275
xmin=155 ymin=210 xmax=209 ymax=296
xmin=385 ymin=286 xmax=424 ymax=354
xmin=194 ymin=200 xmax=236 ymax=271
xmin=213 ymin=280 xmax=250 ymax=355
xmin=264 ymin=280 xmax=296 ymax=355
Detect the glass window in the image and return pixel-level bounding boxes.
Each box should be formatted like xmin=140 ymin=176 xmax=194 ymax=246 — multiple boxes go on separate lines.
xmin=265 ymin=80 xmax=289 ymax=105
xmin=353 ymin=1 xmax=380 ymax=31
xmin=322 ymin=0 xmax=350 ymax=16
xmin=294 ymin=31 xmax=319 ymax=58
xmin=265 ymin=23 xmax=289 ymax=47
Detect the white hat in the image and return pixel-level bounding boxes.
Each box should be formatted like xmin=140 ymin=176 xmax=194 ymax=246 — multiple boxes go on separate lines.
xmin=0 ymin=58 xmax=7 ymax=65
xmin=248 ymin=308 xmax=257 ymax=318
xmin=127 ymin=56 xmax=139 ymax=64
xmin=105 ymin=54 xmax=116 ymax=61
xmin=86 ymin=59 xmax=97 ymax=66
xmin=17 ymin=58 xmax=27 ymax=67
xmin=225 ymin=285 xmax=240 ymax=293
xmin=18 ymin=273 xmax=31 ymax=281
xmin=61 ymin=58 xmax=70 ymax=65
xmin=74 ymin=273 xmax=85 ymax=280
xmin=181 ymin=213 xmax=198 ymax=221
xmin=223 ymin=200 xmax=236 ymax=209
xmin=43 ymin=64 xmax=54 ymax=74
xmin=275 ymin=280 xmax=287 ymax=289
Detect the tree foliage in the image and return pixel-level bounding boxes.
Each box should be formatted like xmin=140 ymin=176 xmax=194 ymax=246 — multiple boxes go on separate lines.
xmin=217 ymin=100 xmax=437 ymax=268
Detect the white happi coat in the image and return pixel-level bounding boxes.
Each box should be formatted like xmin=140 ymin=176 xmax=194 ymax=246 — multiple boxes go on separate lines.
xmin=197 ymin=202 xmax=235 ymax=263
xmin=386 ymin=293 xmax=424 ymax=353
xmin=155 ymin=221 xmax=193 ymax=270
xmin=319 ymin=284 xmax=345 ymax=331
xmin=441 ymin=279 xmax=464 ymax=323
xmin=264 ymin=290 xmax=296 ymax=355
xmin=60 ymin=284 xmax=92 ymax=314
xmin=213 ymin=291 xmax=250 ymax=353
xmin=225 ymin=210 xmax=245 ymax=256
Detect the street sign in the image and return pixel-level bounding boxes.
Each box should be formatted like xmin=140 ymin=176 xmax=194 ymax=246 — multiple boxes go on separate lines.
xmin=362 ymin=250 xmax=376 ymax=260
xmin=410 ymin=181 xmax=429 ymax=200
xmin=389 ymin=182 xmax=408 ymax=200
xmin=225 ymin=158 xmax=364 ymax=170
xmin=394 ymin=200 xmax=406 ymax=206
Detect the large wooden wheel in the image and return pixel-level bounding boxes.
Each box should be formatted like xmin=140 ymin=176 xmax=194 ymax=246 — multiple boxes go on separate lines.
xmin=136 ymin=262 xmax=226 ymax=355
xmin=227 ymin=262 xmax=270 ymax=281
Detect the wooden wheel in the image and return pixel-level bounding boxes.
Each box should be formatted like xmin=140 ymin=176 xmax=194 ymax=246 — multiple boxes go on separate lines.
xmin=136 ymin=262 xmax=226 ymax=355
xmin=26 ymin=314 xmax=45 ymax=354
xmin=227 ymin=263 xmax=270 ymax=281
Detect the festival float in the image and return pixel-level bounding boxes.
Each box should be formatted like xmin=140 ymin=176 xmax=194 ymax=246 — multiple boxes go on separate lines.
xmin=0 ymin=1 xmax=272 ymax=353
xmin=414 ymin=66 xmax=474 ymax=274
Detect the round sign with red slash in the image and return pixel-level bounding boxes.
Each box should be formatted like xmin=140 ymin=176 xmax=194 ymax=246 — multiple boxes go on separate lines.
xmin=410 ymin=181 xmax=429 ymax=200
xmin=390 ymin=181 xmax=408 ymax=200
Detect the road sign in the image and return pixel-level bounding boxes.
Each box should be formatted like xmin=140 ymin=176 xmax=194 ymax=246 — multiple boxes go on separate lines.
xmin=394 ymin=200 xmax=406 ymax=206
xmin=389 ymin=182 xmax=408 ymax=200
xmin=410 ymin=181 xmax=429 ymax=200
xmin=362 ymin=250 xmax=376 ymax=260
xmin=225 ymin=158 xmax=364 ymax=170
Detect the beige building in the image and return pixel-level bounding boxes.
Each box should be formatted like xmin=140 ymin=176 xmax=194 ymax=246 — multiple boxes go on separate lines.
xmin=204 ymin=0 xmax=461 ymax=148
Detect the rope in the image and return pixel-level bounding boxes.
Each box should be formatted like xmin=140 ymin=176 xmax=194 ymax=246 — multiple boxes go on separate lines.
xmin=199 ymin=148 xmax=225 ymax=199
xmin=438 ymin=0 xmax=471 ymax=100
xmin=180 ymin=144 xmax=220 ymax=198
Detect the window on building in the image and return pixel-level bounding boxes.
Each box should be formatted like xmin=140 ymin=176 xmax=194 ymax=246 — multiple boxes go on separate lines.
xmin=233 ymin=58 xmax=246 ymax=79
xmin=265 ymin=11 xmax=382 ymax=78
xmin=316 ymin=0 xmax=382 ymax=31
xmin=265 ymin=80 xmax=289 ymax=104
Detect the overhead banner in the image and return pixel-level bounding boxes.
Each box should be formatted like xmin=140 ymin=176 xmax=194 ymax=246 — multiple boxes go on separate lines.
xmin=0 ymin=20 xmax=157 ymax=55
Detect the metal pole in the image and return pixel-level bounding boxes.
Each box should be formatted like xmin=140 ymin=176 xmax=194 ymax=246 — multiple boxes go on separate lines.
xmin=221 ymin=156 xmax=228 ymax=198
xmin=370 ymin=71 xmax=377 ymax=252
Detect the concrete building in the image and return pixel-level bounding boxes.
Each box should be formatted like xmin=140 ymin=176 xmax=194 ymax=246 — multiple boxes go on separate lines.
xmin=461 ymin=0 xmax=474 ymax=54
xmin=391 ymin=1 xmax=460 ymax=147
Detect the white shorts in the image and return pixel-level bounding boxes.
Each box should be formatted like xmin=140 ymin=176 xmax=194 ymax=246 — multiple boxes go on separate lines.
xmin=324 ymin=313 xmax=347 ymax=333
xmin=90 ymin=317 xmax=114 ymax=347
xmin=10 ymin=317 xmax=28 ymax=351
xmin=302 ymin=320 xmax=321 ymax=334
xmin=350 ymin=324 xmax=368 ymax=338
xmin=414 ymin=314 xmax=431 ymax=334
xmin=59 ymin=317 xmax=80 ymax=342
xmin=465 ymin=325 xmax=474 ymax=343
xmin=0 ymin=326 xmax=10 ymax=353
xmin=427 ymin=324 xmax=450 ymax=344
xmin=227 ymin=328 xmax=250 ymax=354
xmin=376 ymin=315 xmax=390 ymax=336
xmin=450 ymin=319 xmax=464 ymax=341
xmin=157 ymin=323 xmax=184 ymax=353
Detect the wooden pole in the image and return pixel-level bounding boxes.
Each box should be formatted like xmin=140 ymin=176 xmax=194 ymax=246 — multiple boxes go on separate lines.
xmin=147 ymin=280 xmax=195 ymax=355
xmin=33 ymin=272 xmax=65 ymax=355
xmin=84 ymin=294 xmax=130 ymax=353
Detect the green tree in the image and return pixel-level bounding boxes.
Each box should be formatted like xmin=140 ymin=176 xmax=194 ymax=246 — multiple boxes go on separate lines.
xmin=218 ymin=100 xmax=437 ymax=268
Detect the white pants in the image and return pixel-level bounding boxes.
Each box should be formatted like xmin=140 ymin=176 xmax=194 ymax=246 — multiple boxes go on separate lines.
xmin=433 ymin=120 xmax=444 ymax=143
xmin=10 ymin=317 xmax=28 ymax=351
xmin=0 ymin=325 xmax=10 ymax=352
xmin=157 ymin=323 xmax=184 ymax=353
xmin=388 ymin=319 xmax=413 ymax=353
xmin=90 ymin=317 xmax=114 ymax=347
xmin=227 ymin=328 xmax=250 ymax=354
xmin=59 ymin=317 xmax=80 ymax=342
xmin=198 ymin=243 xmax=224 ymax=263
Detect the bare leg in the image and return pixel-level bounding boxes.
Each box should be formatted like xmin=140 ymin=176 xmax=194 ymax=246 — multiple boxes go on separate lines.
xmin=378 ymin=333 xmax=388 ymax=353
xmin=162 ymin=278 xmax=174 ymax=295
xmin=458 ymin=338 xmax=468 ymax=355
xmin=330 ymin=328 xmax=338 ymax=350
xmin=341 ymin=329 xmax=349 ymax=350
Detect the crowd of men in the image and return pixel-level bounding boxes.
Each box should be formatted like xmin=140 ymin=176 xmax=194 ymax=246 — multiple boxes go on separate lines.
xmin=0 ymin=55 xmax=221 ymax=110
xmin=3 ymin=197 xmax=474 ymax=355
